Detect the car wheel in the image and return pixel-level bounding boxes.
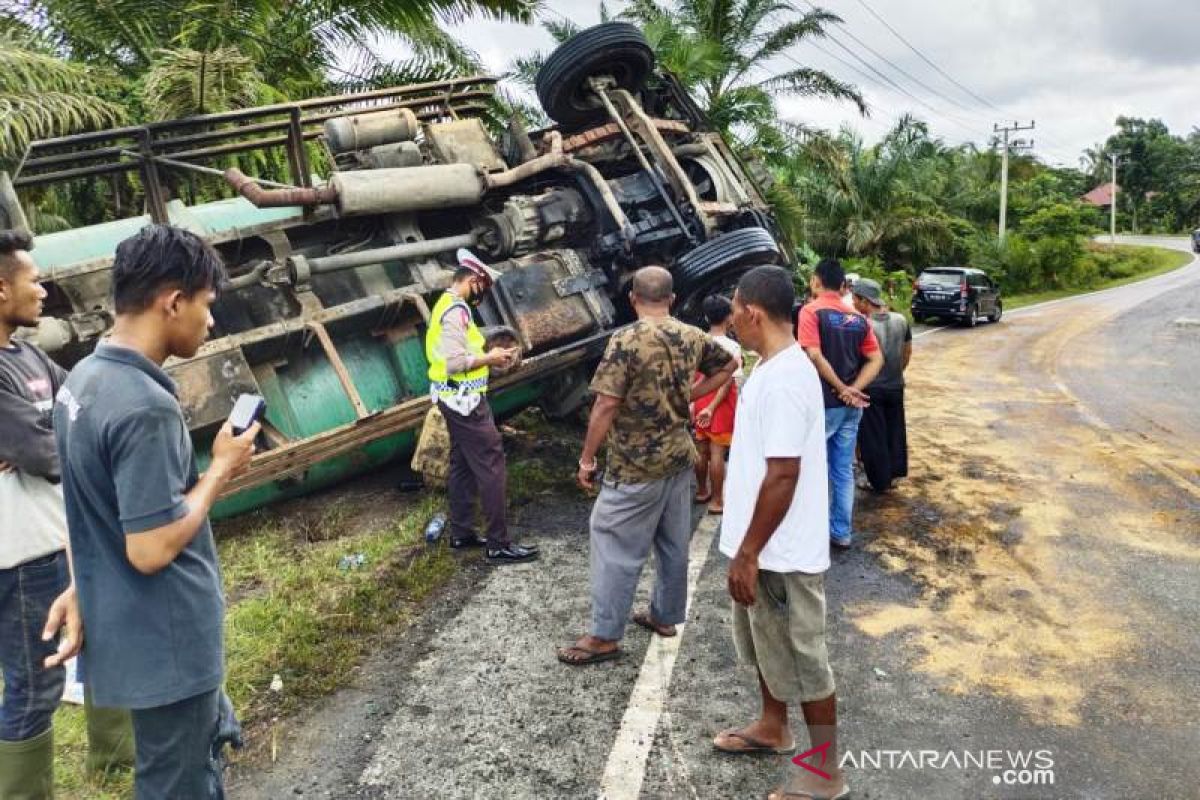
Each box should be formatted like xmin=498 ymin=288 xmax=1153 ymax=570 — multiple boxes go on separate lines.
xmin=962 ymin=303 xmax=978 ymax=328
xmin=536 ymin=23 xmax=655 ymax=131
xmin=988 ymin=300 xmax=1002 ymax=323
xmin=672 ymin=227 xmax=782 ymax=324
xmin=912 ymin=313 xmax=925 ymax=324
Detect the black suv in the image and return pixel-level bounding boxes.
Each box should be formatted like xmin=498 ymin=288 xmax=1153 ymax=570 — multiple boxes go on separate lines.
xmin=1191 ymin=228 xmax=1199 ymax=253
xmin=911 ymin=267 xmax=1002 ymax=326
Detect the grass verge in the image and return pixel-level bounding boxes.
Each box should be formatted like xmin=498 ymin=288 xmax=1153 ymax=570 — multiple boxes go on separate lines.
xmin=50 ymin=487 xmax=455 ymax=798
xmin=1005 ymin=244 xmax=1193 ymax=310
xmin=48 ymin=409 xmax=578 ymax=798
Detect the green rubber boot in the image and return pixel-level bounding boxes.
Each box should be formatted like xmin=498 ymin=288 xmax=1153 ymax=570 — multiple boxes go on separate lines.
xmin=84 ymin=692 xmax=135 ymax=776
xmin=0 ymin=727 xmax=54 ymax=800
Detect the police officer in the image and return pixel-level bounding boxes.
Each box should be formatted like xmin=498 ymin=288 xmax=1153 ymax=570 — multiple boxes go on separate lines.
xmin=426 ymin=249 xmax=538 ymax=564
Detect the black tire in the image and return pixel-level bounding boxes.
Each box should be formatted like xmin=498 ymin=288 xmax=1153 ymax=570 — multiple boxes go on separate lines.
xmin=962 ymin=303 xmax=978 ymax=328
xmin=912 ymin=313 xmax=925 ymax=324
xmin=672 ymin=227 xmax=782 ymax=323
xmin=536 ymin=23 xmax=655 ymax=130
xmin=988 ymin=300 xmax=1003 ymax=323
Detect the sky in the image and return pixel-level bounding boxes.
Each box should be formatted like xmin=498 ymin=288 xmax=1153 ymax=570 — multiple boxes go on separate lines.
xmin=378 ymin=0 xmax=1200 ymax=170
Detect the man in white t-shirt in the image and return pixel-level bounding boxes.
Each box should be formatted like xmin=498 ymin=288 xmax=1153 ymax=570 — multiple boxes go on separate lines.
xmin=712 ymin=265 xmax=847 ymax=800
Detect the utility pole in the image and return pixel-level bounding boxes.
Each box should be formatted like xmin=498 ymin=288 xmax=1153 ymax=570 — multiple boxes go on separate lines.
xmin=993 ymin=121 xmax=1035 ymax=241
xmin=1109 ymin=152 xmax=1125 ymax=245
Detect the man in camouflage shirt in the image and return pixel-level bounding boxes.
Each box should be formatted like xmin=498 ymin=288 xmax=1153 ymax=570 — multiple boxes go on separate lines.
xmin=557 ymin=267 xmax=736 ymax=665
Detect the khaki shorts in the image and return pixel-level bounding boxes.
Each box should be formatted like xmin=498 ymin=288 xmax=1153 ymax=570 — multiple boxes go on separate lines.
xmin=732 ymin=570 xmax=835 ymax=703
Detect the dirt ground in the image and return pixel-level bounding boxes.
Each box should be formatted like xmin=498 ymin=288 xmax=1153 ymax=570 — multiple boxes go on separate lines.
xmin=227 ymin=238 xmax=1199 ymax=799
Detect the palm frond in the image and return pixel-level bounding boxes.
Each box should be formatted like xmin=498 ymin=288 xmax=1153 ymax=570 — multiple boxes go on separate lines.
xmin=764 ymin=181 xmax=806 ymax=244
xmin=140 ymin=46 xmax=265 ymax=120
xmin=332 ymin=55 xmax=466 ymax=94
xmin=0 ymin=33 xmax=125 ymax=162
xmin=619 ymin=0 xmax=676 ymax=26
xmin=507 ymin=53 xmax=546 ymax=91
xmin=0 ymin=93 xmax=126 ymax=162
xmin=757 ymin=67 xmax=866 ymax=116
xmin=736 ymin=9 xmax=842 ymax=81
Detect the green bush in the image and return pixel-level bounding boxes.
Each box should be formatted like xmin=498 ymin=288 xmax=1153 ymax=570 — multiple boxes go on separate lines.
xmin=841 ymin=255 xmax=912 ymax=310
xmin=1031 ymin=234 xmax=1086 ymax=288
xmin=967 ymin=232 xmax=1038 ymax=293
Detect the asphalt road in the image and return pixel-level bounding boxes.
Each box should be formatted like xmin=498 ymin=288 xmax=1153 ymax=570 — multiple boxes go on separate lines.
xmin=234 ymin=237 xmax=1199 ymax=799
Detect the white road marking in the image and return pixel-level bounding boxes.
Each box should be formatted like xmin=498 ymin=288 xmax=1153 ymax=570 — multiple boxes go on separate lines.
xmin=912 ymin=324 xmax=949 ymax=339
xmin=597 ymin=515 xmax=721 ymax=800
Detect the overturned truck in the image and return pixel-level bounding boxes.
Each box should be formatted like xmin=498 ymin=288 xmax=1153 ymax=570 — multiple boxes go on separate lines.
xmin=3 ymin=24 xmax=786 ymax=517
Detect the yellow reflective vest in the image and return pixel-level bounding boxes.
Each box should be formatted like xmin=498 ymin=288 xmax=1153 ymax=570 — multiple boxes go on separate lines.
xmin=426 ymin=291 xmax=489 ymax=398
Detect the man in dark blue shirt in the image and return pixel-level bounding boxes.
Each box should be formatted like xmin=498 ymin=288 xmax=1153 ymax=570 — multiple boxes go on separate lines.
xmin=54 ymin=225 xmax=258 ymax=798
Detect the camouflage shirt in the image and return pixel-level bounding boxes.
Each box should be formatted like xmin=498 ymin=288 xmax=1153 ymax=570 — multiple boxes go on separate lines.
xmin=590 ymin=317 xmax=733 ymax=484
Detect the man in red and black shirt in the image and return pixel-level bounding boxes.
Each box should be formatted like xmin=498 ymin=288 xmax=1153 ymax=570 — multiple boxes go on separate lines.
xmin=796 ymin=259 xmax=883 ymax=548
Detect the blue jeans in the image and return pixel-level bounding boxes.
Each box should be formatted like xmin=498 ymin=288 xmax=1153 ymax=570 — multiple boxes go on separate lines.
xmin=0 ymin=549 xmax=69 ymax=741
xmin=825 ymin=406 xmax=864 ymax=543
xmin=131 ymin=688 xmax=241 ymax=800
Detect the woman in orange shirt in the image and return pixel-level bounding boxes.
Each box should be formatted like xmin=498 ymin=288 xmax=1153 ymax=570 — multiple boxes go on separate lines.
xmin=692 ymin=295 xmax=742 ymax=514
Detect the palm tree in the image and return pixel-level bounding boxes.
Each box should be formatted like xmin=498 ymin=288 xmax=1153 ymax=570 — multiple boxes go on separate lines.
xmin=8 ymin=0 xmax=534 ymax=114
xmin=620 ymin=0 xmax=865 ymax=145
xmin=2 ymin=1 xmax=532 ymax=230
xmin=0 ymin=29 xmax=126 ymax=165
xmin=783 ymin=117 xmax=952 ymax=266
xmin=138 ymin=46 xmax=272 ymax=120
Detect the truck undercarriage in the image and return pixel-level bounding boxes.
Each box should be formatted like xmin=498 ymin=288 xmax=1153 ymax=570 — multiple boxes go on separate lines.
xmin=2 ymin=23 xmax=787 ymax=516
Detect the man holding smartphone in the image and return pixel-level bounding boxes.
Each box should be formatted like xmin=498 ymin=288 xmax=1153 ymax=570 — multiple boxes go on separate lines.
xmin=425 ymin=249 xmax=538 ymax=564
xmin=54 ymin=225 xmax=258 ymax=798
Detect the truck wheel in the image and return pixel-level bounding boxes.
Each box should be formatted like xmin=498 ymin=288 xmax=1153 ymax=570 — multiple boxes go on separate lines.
xmin=672 ymin=227 xmax=782 ymax=324
xmin=536 ymin=23 xmax=655 ymax=131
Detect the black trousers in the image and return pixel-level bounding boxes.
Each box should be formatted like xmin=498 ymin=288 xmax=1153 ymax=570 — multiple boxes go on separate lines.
xmin=442 ymin=398 xmax=509 ymax=547
xmin=858 ymin=386 xmax=908 ymax=492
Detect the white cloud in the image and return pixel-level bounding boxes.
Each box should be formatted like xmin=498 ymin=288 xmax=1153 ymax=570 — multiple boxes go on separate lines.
xmin=375 ymin=0 xmax=1200 ymax=167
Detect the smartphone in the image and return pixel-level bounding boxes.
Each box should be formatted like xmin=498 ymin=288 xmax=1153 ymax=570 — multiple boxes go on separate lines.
xmin=229 ymin=394 xmax=267 ymax=436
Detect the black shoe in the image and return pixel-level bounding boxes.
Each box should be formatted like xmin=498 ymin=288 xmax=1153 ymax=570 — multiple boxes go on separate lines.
xmin=450 ymin=535 xmax=487 ymax=549
xmin=486 ymin=544 xmax=540 ymax=564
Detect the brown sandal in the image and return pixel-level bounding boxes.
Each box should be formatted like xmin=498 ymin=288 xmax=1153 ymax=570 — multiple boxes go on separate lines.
xmin=556 ymin=643 xmax=623 ymax=666
xmin=631 ymin=611 xmax=677 ymax=637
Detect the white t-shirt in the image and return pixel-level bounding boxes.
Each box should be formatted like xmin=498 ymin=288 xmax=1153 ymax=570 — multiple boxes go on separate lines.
xmin=712 ymin=334 xmax=744 ymax=380
xmin=719 ymin=344 xmax=829 ymax=573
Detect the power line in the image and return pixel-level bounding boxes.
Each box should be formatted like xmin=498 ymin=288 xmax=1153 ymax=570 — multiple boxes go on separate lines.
xmin=548 ymin=3 xmax=1079 ymax=161
xmin=788 ymin=27 xmax=987 ymax=140
xmin=839 ymin=0 xmax=1081 ymax=161
xmin=775 ymin=42 xmax=930 ymax=131
xmin=800 ymin=0 xmax=993 ymax=123
xmin=850 ymin=0 xmax=1000 ymax=113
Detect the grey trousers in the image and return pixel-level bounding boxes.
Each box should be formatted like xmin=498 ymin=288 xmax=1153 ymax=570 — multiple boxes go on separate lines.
xmin=590 ymin=467 xmax=696 ymax=641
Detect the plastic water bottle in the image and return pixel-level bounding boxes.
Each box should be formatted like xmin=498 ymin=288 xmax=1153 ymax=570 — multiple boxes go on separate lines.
xmin=424 ymin=513 xmax=447 ymax=543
